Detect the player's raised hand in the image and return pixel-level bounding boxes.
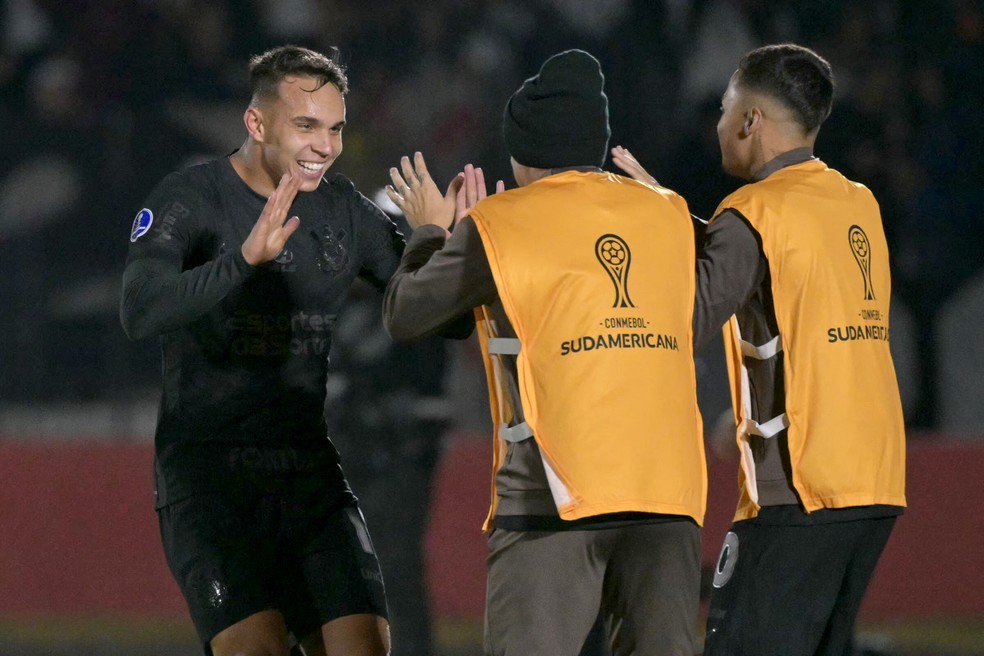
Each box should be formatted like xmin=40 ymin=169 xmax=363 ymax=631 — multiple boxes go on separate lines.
xmin=455 ymin=164 xmax=505 ymax=223
xmin=386 ymin=151 xmax=461 ymax=231
xmin=611 ymin=145 xmax=659 ymax=186
xmin=241 ymin=173 xmax=302 ymax=266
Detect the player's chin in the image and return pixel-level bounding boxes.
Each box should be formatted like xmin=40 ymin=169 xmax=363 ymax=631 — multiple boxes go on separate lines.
xmin=298 ymin=176 xmax=324 ymax=192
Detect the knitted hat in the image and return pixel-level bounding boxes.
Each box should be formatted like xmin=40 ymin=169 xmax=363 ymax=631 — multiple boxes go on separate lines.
xmin=502 ymin=49 xmax=610 ymax=169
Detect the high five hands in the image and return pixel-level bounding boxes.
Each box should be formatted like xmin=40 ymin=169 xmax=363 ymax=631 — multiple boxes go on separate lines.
xmin=387 ymin=152 xmax=504 ymax=232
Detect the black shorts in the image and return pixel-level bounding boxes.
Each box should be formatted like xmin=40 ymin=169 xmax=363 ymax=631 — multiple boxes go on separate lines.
xmin=704 ymin=509 xmax=896 ymax=656
xmin=158 ymin=477 xmax=388 ymax=650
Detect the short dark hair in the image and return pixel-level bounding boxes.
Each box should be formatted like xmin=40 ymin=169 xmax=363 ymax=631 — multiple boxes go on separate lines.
xmin=736 ymin=44 xmax=834 ymax=133
xmin=248 ymin=45 xmax=348 ymax=106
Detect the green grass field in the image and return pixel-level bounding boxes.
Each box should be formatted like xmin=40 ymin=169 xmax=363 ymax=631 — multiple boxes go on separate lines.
xmin=0 ymin=616 xmax=982 ymax=656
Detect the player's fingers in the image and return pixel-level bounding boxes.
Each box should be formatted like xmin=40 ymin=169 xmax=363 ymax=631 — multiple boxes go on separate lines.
xmin=446 ymin=172 xmax=464 ymax=201
xmin=267 ymin=174 xmax=297 ymax=219
xmin=495 ymin=179 xmax=506 ymax=194
xmin=280 ymin=215 xmax=301 ymax=238
xmin=413 ymin=151 xmax=430 ymax=184
xmin=273 ymin=172 xmax=297 ymax=197
xmin=461 ymin=163 xmax=476 ymax=202
xmin=260 ymin=185 xmax=285 ymax=226
xmin=474 ymin=167 xmax=488 ymax=202
xmin=389 ymin=167 xmax=409 ymax=197
xmin=400 ymin=156 xmax=417 ymax=187
xmin=385 ymin=185 xmax=406 ymax=209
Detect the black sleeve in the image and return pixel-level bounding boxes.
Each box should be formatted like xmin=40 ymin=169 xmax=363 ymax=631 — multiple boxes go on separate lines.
xmin=119 ymin=173 xmax=255 ymax=340
xmin=382 ymin=217 xmax=497 ymax=342
xmin=348 ymin=185 xmax=406 ymax=293
xmin=693 ymin=209 xmax=767 ymax=350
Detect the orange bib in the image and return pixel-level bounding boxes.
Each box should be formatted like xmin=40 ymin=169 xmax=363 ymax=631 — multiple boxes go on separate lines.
xmin=471 ymin=171 xmax=706 ymax=525
xmin=714 ymin=160 xmax=906 ymax=519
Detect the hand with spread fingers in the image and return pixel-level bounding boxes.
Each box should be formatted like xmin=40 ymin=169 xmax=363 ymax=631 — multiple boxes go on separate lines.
xmin=241 ymin=172 xmax=303 ymax=266
xmin=610 ymin=145 xmax=660 ymax=187
xmin=386 ymin=152 xmax=463 ymax=231
xmin=455 ymin=164 xmax=505 ymax=224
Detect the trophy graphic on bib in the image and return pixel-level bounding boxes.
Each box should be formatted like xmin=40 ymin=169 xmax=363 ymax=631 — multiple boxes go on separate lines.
xmin=848 ymin=225 xmax=875 ymax=301
xmin=596 ymin=234 xmax=635 ymax=308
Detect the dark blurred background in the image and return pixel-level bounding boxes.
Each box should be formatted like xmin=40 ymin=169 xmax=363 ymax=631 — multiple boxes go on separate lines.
xmin=1 ymin=1 xmax=983 ymax=655
xmin=1 ymin=0 xmax=982 ymax=432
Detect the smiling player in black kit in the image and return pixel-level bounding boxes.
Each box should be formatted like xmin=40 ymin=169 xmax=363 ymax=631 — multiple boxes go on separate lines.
xmin=120 ymin=45 xmax=401 ymax=656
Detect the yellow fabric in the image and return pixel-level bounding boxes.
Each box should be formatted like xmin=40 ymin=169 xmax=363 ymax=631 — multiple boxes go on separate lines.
xmin=713 ymin=159 xmax=907 ymax=520
xmin=471 ymin=170 xmax=706 ymax=525
xmin=473 ymin=305 xmax=515 ymax=530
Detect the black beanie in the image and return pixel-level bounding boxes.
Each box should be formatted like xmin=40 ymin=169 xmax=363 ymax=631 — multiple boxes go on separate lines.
xmin=502 ymin=49 xmax=610 ymax=169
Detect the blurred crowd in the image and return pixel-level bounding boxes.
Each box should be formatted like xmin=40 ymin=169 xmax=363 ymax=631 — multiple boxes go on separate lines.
xmin=1 ymin=0 xmax=981 ymax=429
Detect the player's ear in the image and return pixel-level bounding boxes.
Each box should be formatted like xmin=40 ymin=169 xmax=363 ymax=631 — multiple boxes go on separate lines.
xmin=244 ymin=106 xmax=265 ymax=142
xmin=742 ymin=107 xmax=761 ymax=137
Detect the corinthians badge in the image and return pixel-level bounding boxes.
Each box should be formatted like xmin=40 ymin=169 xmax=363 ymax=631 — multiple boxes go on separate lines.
xmin=595 ymin=234 xmax=635 ymax=308
xmin=848 ymin=224 xmax=875 ymax=301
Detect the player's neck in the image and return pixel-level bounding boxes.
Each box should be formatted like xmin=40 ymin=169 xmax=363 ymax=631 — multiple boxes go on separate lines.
xmin=230 ymin=141 xmax=277 ymax=197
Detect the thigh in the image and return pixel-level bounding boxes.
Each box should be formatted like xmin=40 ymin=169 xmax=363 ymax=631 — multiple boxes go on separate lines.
xmin=279 ymin=502 xmax=389 ymax=643
xmin=704 ymin=521 xmax=854 ymax=656
xmin=158 ymin=491 xmax=280 ymax=648
xmin=816 ymin=517 xmax=896 ymax=656
xmin=484 ymin=528 xmax=607 ymax=656
xmin=604 ymin=521 xmax=701 ymax=656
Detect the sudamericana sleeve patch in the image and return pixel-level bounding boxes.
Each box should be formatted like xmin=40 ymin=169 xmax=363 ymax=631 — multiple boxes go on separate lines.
xmin=130 ymin=208 xmax=154 ymax=242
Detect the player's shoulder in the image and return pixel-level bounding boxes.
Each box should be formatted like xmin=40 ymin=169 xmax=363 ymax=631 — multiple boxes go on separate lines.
xmin=307 ymin=172 xmax=359 ymax=210
xmin=152 ymin=158 xmax=226 ymax=200
xmin=319 ymin=171 xmax=358 ymax=196
xmin=319 ymin=172 xmax=389 ymax=219
xmin=133 ymin=159 xmax=228 ymax=238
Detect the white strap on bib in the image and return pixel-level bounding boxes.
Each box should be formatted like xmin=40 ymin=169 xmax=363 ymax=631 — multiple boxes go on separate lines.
xmin=499 ymin=421 xmax=534 ymax=443
xmin=739 ymin=335 xmax=782 ymax=360
xmin=740 ymin=413 xmax=790 ymax=439
xmin=488 ymin=337 xmax=521 ymax=355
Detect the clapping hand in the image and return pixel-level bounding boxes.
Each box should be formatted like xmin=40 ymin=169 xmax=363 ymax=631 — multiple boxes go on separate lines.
xmin=386 ymin=152 xmax=463 ymax=231
xmin=241 ymin=173 xmax=302 ymax=266
xmin=611 ymin=145 xmax=659 ymax=187
xmin=455 ymin=163 xmax=505 ymax=224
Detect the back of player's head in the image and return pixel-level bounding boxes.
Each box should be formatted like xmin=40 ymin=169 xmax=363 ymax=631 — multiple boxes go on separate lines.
xmin=248 ymin=45 xmax=348 ymax=106
xmin=736 ymin=44 xmax=834 ymax=134
xmin=502 ymin=49 xmax=611 ymax=169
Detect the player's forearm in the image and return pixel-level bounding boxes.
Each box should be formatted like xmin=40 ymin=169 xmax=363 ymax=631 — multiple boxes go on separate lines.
xmin=693 ymin=210 xmax=766 ymax=350
xmin=383 ymin=223 xmax=491 ymax=341
xmin=383 ymin=231 xmax=458 ymax=341
xmin=120 ymin=251 xmax=253 ymax=340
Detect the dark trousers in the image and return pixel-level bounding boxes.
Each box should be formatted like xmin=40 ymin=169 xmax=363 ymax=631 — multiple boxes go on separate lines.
xmin=704 ymin=514 xmax=896 ymax=656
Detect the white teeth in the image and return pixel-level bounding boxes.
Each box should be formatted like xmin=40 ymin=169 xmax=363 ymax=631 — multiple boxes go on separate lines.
xmin=298 ymin=161 xmax=325 ymax=172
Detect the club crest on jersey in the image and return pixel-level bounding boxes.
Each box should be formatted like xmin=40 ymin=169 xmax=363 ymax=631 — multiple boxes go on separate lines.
xmin=130 ymin=208 xmax=154 ymax=242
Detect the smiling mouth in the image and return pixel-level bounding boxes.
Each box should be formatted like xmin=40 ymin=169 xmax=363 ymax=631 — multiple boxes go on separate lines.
xmin=298 ymin=161 xmax=326 ymax=174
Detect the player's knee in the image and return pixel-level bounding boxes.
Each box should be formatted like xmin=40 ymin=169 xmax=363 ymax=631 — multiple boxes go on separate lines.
xmin=320 ymin=614 xmax=390 ymax=656
xmin=210 ymin=642 xmax=290 ymax=656
xmin=210 ymin=609 xmax=291 ymax=656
